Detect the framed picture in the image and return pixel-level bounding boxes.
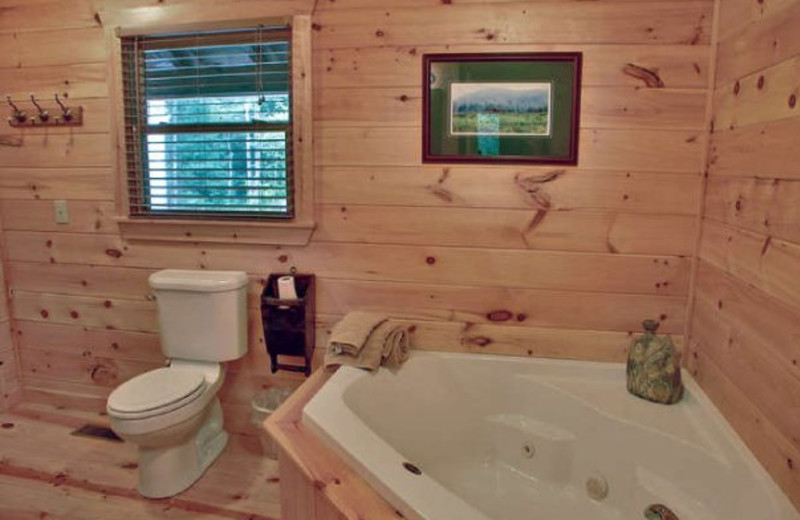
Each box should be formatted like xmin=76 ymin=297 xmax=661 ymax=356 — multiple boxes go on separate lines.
xmin=422 ymin=52 xmax=582 ymax=165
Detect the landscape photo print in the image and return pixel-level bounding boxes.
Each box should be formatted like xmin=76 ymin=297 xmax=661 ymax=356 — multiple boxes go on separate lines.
xmin=422 ymin=52 xmax=581 ymax=165
xmin=449 ymin=82 xmax=552 ymax=137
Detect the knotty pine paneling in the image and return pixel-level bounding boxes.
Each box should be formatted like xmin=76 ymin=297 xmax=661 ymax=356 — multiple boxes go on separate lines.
xmin=0 ymin=134 xmax=112 ymax=168
xmin=315 ymin=126 xmax=705 ymax=172
xmin=15 ymin=320 xmax=162 ymax=364
xmin=8 ymin=248 xmax=690 ymax=296
xmin=13 ymin=291 xmax=157 ymax=333
xmin=0 ymin=200 xmax=117 ymax=234
xmin=715 ymin=0 xmax=794 ymax=42
xmin=691 ymin=293 xmax=800 ymax=455
xmin=0 ymin=0 xmax=101 ymax=34
xmin=316 ymin=44 xmax=711 ymax=90
xmin=688 ymin=349 xmax=800 ymax=505
xmin=1 ymin=63 xmax=109 ymax=99
xmin=96 ymin=0 xmax=317 ymax=30
xmin=19 ymin=348 xmax=159 ymax=391
xmin=312 ymin=2 xmax=712 ymax=48
xmin=319 ymin=167 xmax=700 ymax=213
xmin=0 ymin=342 xmax=21 ymax=410
xmin=0 ymin=0 xmax=711 ymax=438
xmin=4 ymin=234 xmax=689 ymax=295
xmin=715 ymin=0 xmax=800 ymax=87
xmin=703 ymin=175 xmax=800 ymax=245
xmin=699 ymin=219 xmax=800 ymax=312
xmin=314 ymin=0 xmax=710 ymax=8
xmin=314 ymin=204 xmax=697 ymax=255
xmin=713 ymin=53 xmax=800 ymax=132
xmin=10 ymin=280 xmax=685 ymax=336
xmin=0 ymin=27 xmax=107 ymax=68
xmin=709 ymin=116 xmax=800 ymax=180
xmin=0 ymin=168 xmax=114 ymax=201
xmin=0 ymin=217 xmax=19 ymax=411
xmin=689 ymin=0 xmax=800 ymax=509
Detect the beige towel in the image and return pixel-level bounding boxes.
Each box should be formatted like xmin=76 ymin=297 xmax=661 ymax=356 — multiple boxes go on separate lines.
xmin=327 ymin=311 xmax=387 ymax=357
xmin=380 ymin=325 xmax=409 ymax=369
xmin=325 ymin=321 xmax=410 ymax=371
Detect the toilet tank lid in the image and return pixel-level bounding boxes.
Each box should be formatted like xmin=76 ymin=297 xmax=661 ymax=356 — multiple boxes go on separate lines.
xmin=149 ymin=270 xmax=249 ymax=293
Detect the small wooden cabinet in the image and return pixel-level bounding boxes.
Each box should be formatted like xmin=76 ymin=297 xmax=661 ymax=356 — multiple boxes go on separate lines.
xmin=261 ymin=273 xmax=315 ymax=376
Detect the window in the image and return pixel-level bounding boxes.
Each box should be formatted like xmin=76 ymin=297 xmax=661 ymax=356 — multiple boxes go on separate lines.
xmin=121 ymin=26 xmax=294 ymax=220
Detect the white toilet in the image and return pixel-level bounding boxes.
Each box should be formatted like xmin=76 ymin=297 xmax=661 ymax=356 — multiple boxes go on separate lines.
xmin=106 ymin=269 xmax=250 ymax=498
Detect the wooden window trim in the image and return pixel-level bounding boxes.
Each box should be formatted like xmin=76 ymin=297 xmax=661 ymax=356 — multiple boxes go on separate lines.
xmin=108 ymin=15 xmax=315 ymax=246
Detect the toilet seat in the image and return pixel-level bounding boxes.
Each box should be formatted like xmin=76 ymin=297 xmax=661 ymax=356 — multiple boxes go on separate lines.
xmin=107 ymin=368 xmax=206 ymax=419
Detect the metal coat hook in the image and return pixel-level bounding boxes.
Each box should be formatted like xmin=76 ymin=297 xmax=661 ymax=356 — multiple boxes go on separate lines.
xmin=29 ymin=93 xmax=49 ymax=122
xmin=6 ymin=96 xmax=27 ymax=123
xmin=54 ymin=93 xmax=72 ymax=121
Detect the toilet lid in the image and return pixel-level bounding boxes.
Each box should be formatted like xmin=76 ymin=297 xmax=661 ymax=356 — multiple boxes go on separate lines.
xmin=107 ymin=368 xmax=205 ymax=415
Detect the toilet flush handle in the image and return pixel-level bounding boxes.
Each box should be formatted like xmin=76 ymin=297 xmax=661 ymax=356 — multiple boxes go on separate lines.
xmin=146 ymin=292 xmax=157 ymax=301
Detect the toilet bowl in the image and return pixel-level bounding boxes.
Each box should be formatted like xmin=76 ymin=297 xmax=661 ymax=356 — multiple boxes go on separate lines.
xmin=106 ymin=269 xmax=250 ymax=498
xmin=107 ymin=360 xmax=228 ymax=498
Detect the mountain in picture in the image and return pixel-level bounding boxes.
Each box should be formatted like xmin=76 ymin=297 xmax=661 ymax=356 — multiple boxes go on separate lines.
xmin=450 ymin=82 xmax=551 ymax=136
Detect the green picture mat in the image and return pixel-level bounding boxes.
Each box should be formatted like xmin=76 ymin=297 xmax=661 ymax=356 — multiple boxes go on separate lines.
xmin=428 ymin=59 xmax=577 ymax=160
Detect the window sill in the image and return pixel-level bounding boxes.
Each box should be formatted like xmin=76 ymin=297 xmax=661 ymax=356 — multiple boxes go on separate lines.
xmin=115 ymin=217 xmax=316 ymax=246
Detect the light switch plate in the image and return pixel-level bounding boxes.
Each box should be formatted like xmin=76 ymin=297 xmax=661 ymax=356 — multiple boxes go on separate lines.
xmin=54 ymin=200 xmax=69 ymax=224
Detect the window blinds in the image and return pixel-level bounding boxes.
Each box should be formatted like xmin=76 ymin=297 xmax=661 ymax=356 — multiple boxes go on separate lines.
xmin=121 ymin=26 xmax=293 ymax=219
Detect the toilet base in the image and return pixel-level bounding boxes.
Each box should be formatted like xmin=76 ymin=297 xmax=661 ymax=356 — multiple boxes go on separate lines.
xmin=137 ymin=399 xmax=228 ymax=499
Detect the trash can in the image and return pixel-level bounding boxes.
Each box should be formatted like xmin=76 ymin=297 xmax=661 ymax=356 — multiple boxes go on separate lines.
xmin=251 ymin=387 xmax=294 ymax=459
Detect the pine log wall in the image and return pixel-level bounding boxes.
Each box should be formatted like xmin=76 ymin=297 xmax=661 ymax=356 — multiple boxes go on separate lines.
xmin=0 ymin=0 xmax=713 ymax=434
xmin=686 ymin=0 xmax=800 ymax=509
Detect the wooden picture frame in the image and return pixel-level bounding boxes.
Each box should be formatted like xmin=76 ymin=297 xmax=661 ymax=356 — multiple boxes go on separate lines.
xmin=422 ymin=52 xmax=582 ymax=165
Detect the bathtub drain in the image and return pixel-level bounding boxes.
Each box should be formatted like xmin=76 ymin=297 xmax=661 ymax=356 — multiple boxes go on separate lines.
xmin=402 ymin=462 xmax=422 ymax=475
xmin=521 ymin=442 xmax=535 ymax=459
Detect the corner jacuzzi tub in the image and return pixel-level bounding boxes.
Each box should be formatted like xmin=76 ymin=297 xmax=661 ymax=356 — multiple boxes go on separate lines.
xmin=303 ymin=352 xmax=799 ymax=520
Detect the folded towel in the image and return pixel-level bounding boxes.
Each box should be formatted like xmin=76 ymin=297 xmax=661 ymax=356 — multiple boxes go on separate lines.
xmin=327 ymin=311 xmax=388 ymax=357
xmin=380 ymin=325 xmax=409 ymax=370
xmin=325 ymin=320 xmax=410 ymax=371
xmin=324 ymin=328 xmax=383 ymax=370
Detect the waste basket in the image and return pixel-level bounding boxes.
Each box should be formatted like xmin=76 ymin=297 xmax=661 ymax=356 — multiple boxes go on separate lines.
xmin=251 ymin=387 xmax=294 ymax=458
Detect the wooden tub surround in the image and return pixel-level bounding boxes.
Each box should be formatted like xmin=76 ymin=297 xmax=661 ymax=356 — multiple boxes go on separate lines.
xmin=266 ymin=368 xmax=399 ymax=520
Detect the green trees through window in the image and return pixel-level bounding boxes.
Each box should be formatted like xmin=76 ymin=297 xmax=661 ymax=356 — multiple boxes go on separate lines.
xmin=145 ymin=95 xmax=290 ymax=213
xmin=123 ymin=28 xmax=294 ymax=219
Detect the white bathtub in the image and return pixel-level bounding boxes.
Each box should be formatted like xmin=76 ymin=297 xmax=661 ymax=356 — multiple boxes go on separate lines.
xmin=303 ymin=352 xmax=799 ymax=520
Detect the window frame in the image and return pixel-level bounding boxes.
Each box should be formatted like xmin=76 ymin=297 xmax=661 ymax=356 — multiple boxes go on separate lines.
xmin=109 ymin=15 xmax=315 ymax=245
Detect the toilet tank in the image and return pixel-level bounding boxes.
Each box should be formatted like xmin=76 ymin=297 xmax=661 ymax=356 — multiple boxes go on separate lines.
xmin=149 ymin=270 xmax=249 ymax=362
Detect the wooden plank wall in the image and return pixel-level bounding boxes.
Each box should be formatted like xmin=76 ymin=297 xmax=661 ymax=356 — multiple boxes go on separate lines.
xmin=0 ymin=213 xmax=21 ymax=410
xmin=0 ymin=0 xmax=712 ymax=435
xmin=686 ymin=0 xmax=800 ymax=509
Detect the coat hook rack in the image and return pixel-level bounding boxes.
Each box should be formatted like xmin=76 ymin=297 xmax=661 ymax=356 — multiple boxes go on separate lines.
xmin=6 ymin=93 xmax=83 ymax=128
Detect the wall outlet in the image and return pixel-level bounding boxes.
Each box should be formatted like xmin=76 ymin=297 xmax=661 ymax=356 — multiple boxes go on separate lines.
xmin=53 ymin=200 xmax=69 ymax=224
